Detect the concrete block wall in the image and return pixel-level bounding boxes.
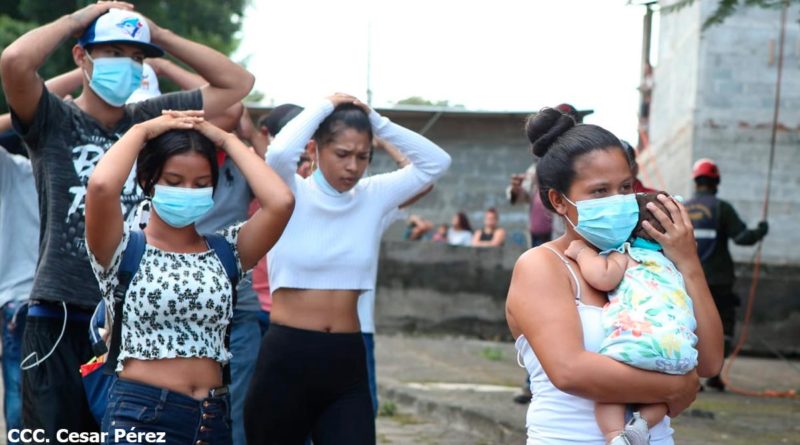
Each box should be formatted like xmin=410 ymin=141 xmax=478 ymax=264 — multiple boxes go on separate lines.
xmin=373 ymin=241 xmax=800 ymax=355
xmin=368 ymin=113 xmax=536 ymax=242
xmin=651 ymin=1 xmax=800 ymax=264
xmin=694 ymin=3 xmax=800 ymax=265
xmin=645 ymin=1 xmax=703 ymax=199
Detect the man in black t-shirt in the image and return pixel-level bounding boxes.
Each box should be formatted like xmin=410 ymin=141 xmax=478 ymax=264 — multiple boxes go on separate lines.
xmin=0 ymin=2 xmax=254 ymax=438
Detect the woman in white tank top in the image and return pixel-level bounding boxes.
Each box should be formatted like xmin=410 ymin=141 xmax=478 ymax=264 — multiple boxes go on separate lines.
xmin=505 ymin=108 xmax=724 ymax=445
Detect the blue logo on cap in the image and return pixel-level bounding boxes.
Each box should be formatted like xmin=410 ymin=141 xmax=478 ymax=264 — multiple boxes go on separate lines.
xmin=117 ymin=18 xmax=143 ymax=38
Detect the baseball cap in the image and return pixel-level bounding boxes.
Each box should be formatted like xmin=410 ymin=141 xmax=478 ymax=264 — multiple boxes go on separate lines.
xmin=692 ymin=158 xmax=720 ymax=179
xmin=126 ymin=63 xmax=161 ymax=104
xmin=555 ymin=103 xmax=594 ymax=123
xmin=78 ymin=8 xmax=164 ymax=58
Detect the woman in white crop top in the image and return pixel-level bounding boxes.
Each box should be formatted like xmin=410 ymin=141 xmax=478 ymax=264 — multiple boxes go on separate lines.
xmin=85 ymin=111 xmax=294 ymax=444
xmin=243 ymin=93 xmax=451 ymax=444
xmin=505 ymin=107 xmax=723 ymax=445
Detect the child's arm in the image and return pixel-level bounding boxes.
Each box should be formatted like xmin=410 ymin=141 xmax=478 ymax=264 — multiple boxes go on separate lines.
xmin=564 ymin=240 xmax=628 ymax=291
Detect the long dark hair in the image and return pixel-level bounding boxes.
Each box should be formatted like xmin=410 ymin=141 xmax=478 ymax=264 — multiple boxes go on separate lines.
xmin=136 ymin=130 xmax=218 ymax=197
xmin=454 ymin=212 xmax=472 ymax=232
xmin=525 ymin=107 xmax=632 ymax=211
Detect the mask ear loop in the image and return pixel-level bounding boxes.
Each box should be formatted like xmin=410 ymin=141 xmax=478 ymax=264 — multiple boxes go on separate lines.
xmin=561 ymin=194 xmax=579 ymax=230
xmin=81 ymin=52 xmax=94 ymax=84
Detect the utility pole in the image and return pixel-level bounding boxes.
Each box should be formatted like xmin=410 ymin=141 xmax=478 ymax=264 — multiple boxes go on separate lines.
xmin=366 ymin=20 xmax=373 ymax=106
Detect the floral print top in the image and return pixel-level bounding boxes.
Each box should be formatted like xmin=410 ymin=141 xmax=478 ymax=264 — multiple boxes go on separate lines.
xmin=88 ymin=223 xmax=245 ymax=372
xmin=598 ymin=243 xmax=698 ymax=375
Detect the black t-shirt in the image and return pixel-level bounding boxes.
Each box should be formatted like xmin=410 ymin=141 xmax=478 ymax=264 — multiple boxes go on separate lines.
xmin=11 ymin=88 xmax=202 ymax=308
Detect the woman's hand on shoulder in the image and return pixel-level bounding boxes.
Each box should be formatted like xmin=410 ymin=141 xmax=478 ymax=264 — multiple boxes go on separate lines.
xmin=642 ymin=194 xmax=700 ymax=269
xmin=134 ymin=110 xmax=204 ymax=141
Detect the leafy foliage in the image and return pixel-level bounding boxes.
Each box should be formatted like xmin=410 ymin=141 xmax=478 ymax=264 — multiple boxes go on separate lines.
xmin=0 ymin=0 xmax=247 ymax=112
xmin=662 ymin=0 xmax=793 ymax=29
xmin=396 ymin=96 xmax=464 ymax=108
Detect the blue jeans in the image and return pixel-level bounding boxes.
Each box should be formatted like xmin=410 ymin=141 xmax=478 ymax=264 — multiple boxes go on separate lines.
xmin=102 ymin=378 xmax=231 ymax=445
xmin=257 ymin=310 xmax=270 ymax=337
xmin=2 ymin=301 xmax=26 ymax=443
xmin=230 ymin=309 xmax=261 ymax=445
xmin=362 ymin=333 xmax=378 ymax=416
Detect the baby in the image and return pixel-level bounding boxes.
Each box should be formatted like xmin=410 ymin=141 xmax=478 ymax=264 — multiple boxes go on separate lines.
xmin=565 ymin=193 xmax=698 ymax=445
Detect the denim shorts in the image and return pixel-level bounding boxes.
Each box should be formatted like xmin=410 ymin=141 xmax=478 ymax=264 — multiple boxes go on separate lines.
xmin=103 ymin=378 xmax=231 ymax=445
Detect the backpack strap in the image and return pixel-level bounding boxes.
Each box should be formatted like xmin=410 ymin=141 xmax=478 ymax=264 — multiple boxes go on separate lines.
xmin=204 ymin=233 xmax=239 ymax=386
xmin=103 ymin=229 xmax=146 ymax=375
xmin=89 ymin=300 xmax=108 ymax=357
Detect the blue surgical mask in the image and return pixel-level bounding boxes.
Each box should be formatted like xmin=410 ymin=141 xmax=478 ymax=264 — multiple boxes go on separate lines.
xmin=563 ymin=194 xmax=639 ymax=252
xmin=312 ymin=164 xmax=343 ymax=196
xmin=151 ymin=185 xmax=214 ymax=228
xmin=84 ymin=54 xmax=143 ymax=107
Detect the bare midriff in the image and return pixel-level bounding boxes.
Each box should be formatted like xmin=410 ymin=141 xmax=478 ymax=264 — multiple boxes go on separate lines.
xmin=270 ymin=288 xmax=361 ymax=333
xmin=120 ymin=357 xmax=222 ymax=400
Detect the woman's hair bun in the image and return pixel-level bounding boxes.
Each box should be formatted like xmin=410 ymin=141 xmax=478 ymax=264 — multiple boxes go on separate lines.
xmin=525 ymin=107 xmax=577 ymax=158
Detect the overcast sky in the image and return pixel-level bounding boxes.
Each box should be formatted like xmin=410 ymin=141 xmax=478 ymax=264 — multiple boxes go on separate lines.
xmin=235 ymin=0 xmax=657 ymax=143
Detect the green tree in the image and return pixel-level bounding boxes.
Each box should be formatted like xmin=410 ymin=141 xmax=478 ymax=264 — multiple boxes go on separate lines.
xmin=395 ymin=96 xmax=464 ymax=108
xmin=0 ymin=0 xmax=247 ymax=112
xmin=663 ymin=0 xmax=796 ymax=29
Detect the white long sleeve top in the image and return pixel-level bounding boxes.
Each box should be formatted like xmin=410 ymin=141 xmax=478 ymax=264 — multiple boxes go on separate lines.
xmin=266 ymin=100 xmax=451 ymax=293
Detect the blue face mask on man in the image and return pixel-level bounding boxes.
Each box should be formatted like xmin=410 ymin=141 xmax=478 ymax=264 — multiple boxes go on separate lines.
xmin=562 ymin=193 xmax=639 ymax=252
xmin=84 ymin=53 xmax=143 ymax=107
xmin=151 ymin=185 xmax=214 ymax=228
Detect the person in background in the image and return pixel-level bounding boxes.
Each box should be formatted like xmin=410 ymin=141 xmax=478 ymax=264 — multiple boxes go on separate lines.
xmin=1 ymin=3 xmax=254 ymax=436
xmin=0 ymin=69 xmax=83 ymax=444
xmin=405 ymin=214 xmax=434 ymax=240
xmin=685 ymin=158 xmax=768 ymax=392
xmin=447 ymin=212 xmax=473 ymax=246
xmin=238 ymin=103 xmax=307 ymax=337
xmin=431 ymin=224 xmax=449 ymax=243
xmin=508 ymin=160 xmax=553 ymax=248
xmin=358 ymin=137 xmax=432 ymax=416
xmin=472 ymin=207 xmax=506 ymax=247
xmin=0 ymin=145 xmax=39 ymax=443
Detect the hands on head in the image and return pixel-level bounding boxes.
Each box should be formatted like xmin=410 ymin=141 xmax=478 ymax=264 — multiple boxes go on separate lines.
xmin=327 ymin=93 xmax=371 ymax=114
xmin=137 ymin=110 xmax=234 ymax=151
xmin=69 ymin=2 xmax=135 ymax=35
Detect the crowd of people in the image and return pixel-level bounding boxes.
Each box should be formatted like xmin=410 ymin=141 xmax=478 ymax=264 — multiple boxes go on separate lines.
xmin=0 ymin=3 xmax=770 ymax=445
xmin=402 ymin=208 xmax=507 ymax=247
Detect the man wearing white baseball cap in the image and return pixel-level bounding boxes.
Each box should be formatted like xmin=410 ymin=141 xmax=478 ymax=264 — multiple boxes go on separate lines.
xmin=0 ymin=1 xmax=254 ymax=439
xmin=125 ymin=62 xmax=161 ymax=104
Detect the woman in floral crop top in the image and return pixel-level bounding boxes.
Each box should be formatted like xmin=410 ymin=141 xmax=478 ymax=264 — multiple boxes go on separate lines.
xmin=85 ymin=110 xmax=293 ymax=444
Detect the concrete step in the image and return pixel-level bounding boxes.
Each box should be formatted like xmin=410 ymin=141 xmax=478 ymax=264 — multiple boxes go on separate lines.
xmin=375 ymin=334 xmax=800 ymax=445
